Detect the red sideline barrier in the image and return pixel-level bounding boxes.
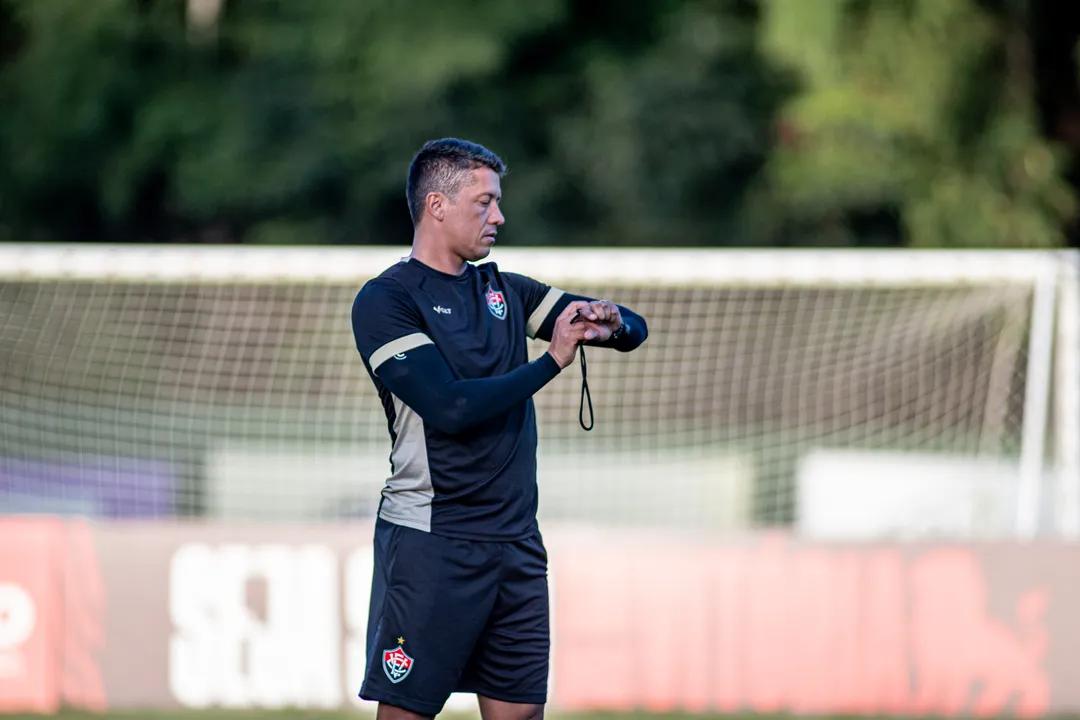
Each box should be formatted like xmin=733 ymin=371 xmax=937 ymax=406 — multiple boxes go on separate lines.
xmin=0 ymin=521 xmax=1075 ymax=716
xmin=545 ymin=532 xmax=1054 ymax=716
xmin=0 ymin=517 xmax=63 ymax=714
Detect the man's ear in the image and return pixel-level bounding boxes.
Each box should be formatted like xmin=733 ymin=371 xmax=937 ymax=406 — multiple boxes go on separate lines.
xmin=426 ymin=192 xmax=445 ymax=222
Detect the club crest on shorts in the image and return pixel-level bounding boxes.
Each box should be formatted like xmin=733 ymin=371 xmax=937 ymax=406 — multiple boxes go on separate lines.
xmin=485 ymin=284 xmax=506 ymax=320
xmin=382 ymin=645 xmax=414 ymax=683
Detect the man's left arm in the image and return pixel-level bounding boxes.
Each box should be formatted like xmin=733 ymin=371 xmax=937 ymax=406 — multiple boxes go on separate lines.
xmin=504 ymin=272 xmax=648 ymax=352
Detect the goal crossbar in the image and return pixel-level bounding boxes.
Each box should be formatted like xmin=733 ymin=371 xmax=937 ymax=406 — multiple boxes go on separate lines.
xmin=0 ymin=243 xmax=1069 ymax=287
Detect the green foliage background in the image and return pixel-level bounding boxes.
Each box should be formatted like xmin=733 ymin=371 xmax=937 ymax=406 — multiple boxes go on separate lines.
xmin=0 ymin=0 xmax=1075 ymax=248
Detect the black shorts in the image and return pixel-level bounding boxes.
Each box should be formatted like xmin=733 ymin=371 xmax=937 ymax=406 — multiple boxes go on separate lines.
xmin=358 ymin=517 xmax=550 ymax=716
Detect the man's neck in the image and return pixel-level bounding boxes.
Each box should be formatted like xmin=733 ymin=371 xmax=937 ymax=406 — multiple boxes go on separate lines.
xmin=409 ymin=233 xmax=468 ymax=276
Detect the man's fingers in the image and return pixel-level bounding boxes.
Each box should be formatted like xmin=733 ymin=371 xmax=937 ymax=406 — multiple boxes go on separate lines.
xmin=564 ymin=321 xmax=596 ymax=343
xmin=559 ymin=300 xmax=591 ymax=325
xmin=581 ymin=321 xmax=612 ymax=341
xmin=587 ymin=299 xmax=618 ymax=323
xmin=569 ymin=322 xmax=594 ymax=340
xmin=593 ymin=300 xmax=621 ymax=327
xmin=561 ymin=299 xmax=619 ymax=327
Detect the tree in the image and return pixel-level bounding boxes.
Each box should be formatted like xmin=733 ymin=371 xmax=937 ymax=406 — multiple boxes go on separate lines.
xmin=434 ymin=0 xmax=795 ymax=246
xmin=753 ymin=0 xmax=1077 ymax=248
xmin=2 ymin=0 xmax=1070 ymax=249
xmin=0 ymin=0 xmax=794 ymax=246
xmin=0 ymin=0 xmax=569 ymax=243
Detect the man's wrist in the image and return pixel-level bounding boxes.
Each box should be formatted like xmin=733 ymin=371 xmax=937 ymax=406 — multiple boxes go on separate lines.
xmin=610 ymin=321 xmax=629 ymax=342
xmin=539 ymin=351 xmax=563 ymax=374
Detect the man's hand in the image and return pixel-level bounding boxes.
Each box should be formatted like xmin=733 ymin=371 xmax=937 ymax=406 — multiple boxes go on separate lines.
xmin=547 ymin=300 xmax=596 ymax=369
xmin=574 ymin=299 xmax=623 ymax=342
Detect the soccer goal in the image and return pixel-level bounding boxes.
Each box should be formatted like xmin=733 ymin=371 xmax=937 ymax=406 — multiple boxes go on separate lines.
xmin=0 ymin=244 xmax=1076 ymax=540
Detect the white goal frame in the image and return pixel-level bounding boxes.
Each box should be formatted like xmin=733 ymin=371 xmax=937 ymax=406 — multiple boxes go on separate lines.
xmin=1 ymin=243 xmax=1077 ymax=538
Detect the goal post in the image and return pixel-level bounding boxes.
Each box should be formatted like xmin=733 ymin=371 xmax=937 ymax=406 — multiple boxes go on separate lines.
xmin=0 ymin=243 xmax=1076 ymax=539
xmin=1056 ymin=252 xmax=1080 ymax=538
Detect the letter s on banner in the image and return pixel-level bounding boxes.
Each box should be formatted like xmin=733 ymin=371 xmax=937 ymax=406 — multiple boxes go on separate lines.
xmin=168 ymin=543 xmax=341 ymax=710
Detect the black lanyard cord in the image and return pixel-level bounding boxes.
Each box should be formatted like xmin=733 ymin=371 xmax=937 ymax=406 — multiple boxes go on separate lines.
xmin=578 ymin=344 xmax=594 ymax=431
xmin=569 ymin=308 xmax=595 ymax=431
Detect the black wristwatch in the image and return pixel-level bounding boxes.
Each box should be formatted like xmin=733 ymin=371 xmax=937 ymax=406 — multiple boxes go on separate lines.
xmin=610 ymin=321 xmax=629 ymax=341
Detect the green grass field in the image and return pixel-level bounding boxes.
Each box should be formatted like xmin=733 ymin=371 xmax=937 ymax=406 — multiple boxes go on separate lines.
xmin=2 ymin=713 xmax=735 ymax=720
xmin=15 ymin=712 xmax=1076 ymax=720
xmin=0 ymin=712 xmax=769 ymax=720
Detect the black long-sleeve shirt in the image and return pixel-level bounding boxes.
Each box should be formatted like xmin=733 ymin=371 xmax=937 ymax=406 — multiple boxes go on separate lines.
xmin=351 ymin=257 xmax=647 ymax=540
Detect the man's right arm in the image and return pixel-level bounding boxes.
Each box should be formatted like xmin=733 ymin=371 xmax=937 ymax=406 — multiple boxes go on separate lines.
xmin=352 ymin=280 xmax=584 ymax=435
xmin=369 ymin=344 xmax=561 ymax=435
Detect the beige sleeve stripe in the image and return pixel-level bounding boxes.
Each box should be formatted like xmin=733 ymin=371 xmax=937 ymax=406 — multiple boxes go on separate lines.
xmin=370 ymin=333 xmax=434 ymax=373
xmin=526 ymin=288 xmax=565 ymax=339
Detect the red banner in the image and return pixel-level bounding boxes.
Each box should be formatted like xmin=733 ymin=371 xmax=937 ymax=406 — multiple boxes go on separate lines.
xmin=1 ymin=520 xmax=1078 ymax=716
xmin=0 ymin=518 xmax=63 ymax=714
xmin=546 ymin=532 xmax=1055 ymax=716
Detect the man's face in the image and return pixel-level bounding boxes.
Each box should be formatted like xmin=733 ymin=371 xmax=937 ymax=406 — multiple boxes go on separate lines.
xmin=441 ymin=168 xmax=504 ymax=262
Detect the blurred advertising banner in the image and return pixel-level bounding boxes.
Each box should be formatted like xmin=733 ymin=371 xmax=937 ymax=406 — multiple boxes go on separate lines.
xmin=1 ymin=520 xmax=1076 ymax=716
xmin=0 ymin=519 xmax=62 ymax=713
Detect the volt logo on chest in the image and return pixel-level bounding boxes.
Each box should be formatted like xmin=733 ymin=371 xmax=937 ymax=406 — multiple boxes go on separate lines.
xmin=433 ymin=306 xmax=452 ymax=315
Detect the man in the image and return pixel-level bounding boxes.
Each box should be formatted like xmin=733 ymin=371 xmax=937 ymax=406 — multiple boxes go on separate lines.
xmin=350 ymin=138 xmax=648 ymax=720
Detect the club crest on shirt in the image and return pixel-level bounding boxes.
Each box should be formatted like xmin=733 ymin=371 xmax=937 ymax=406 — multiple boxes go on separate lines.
xmin=485 ymin=284 xmax=506 ymax=320
xmin=383 ymin=645 xmax=414 ymax=683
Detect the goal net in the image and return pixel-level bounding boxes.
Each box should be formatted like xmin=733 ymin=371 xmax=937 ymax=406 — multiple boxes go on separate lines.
xmin=0 ymin=245 xmax=1076 ymax=539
